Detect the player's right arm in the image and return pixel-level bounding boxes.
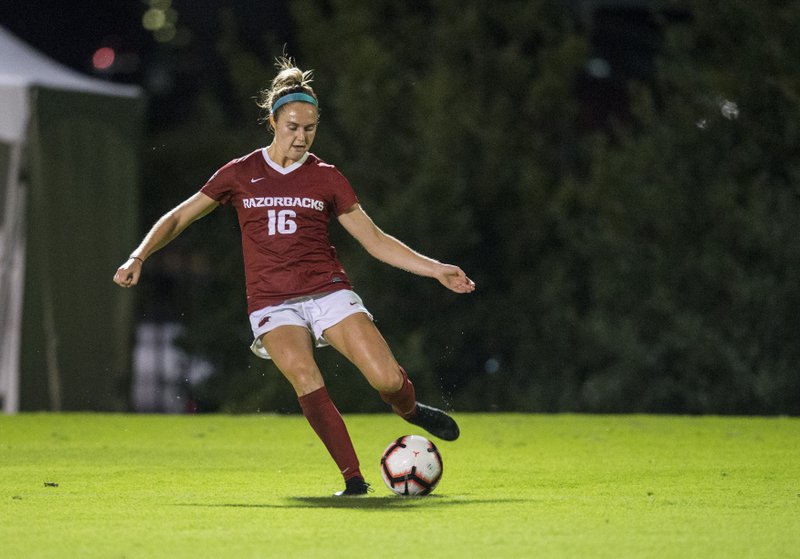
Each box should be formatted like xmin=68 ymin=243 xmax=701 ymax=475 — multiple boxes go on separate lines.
xmin=113 ymin=192 xmax=219 ymax=288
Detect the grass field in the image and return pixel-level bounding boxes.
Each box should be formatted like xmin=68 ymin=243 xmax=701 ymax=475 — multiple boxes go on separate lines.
xmin=1 ymin=413 xmax=798 ymax=558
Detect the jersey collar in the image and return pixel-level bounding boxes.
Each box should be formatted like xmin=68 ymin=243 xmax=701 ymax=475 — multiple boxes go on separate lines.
xmin=262 ymin=148 xmax=309 ymax=175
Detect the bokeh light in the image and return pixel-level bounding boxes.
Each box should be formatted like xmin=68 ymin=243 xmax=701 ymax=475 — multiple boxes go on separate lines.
xmin=142 ymin=0 xmax=179 ymax=44
xmin=154 ymin=24 xmax=176 ymax=43
xmin=92 ymin=47 xmax=115 ymax=70
xmin=142 ymin=8 xmax=166 ymax=31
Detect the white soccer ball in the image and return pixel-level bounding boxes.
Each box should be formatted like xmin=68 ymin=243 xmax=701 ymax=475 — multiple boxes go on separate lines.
xmin=380 ymin=435 xmax=443 ymax=496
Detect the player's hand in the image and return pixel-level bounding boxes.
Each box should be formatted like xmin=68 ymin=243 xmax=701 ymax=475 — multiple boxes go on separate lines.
xmin=435 ymin=264 xmax=476 ymax=294
xmin=113 ymin=257 xmax=143 ymax=288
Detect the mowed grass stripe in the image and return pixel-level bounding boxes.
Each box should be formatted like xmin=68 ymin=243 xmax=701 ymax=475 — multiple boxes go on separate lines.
xmin=1 ymin=413 xmax=797 ymax=558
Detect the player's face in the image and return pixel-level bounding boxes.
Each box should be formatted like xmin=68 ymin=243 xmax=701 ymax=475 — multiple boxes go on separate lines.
xmin=269 ymin=103 xmax=318 ymax=167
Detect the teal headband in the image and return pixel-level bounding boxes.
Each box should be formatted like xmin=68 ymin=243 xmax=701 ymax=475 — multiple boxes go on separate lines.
xmin=271 ymin=92 xmax=318 ymax=114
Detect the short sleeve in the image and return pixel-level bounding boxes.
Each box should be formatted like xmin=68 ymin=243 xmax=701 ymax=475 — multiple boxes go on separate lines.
xmin=328 ymin=167 xmax=359 ymax=216
xmin=200 ymin=160 xmax=237 ymax=206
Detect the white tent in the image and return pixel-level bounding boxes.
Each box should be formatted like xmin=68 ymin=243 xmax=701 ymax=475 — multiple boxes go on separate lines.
xmin=0 ymin=26 xmax=143 ymax=413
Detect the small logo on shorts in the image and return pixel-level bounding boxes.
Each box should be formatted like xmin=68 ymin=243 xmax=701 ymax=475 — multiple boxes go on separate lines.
xmin=258 ymin=316 xmax=271 ymax=327
xmin=349 ymin=301 xmax=358 ymax=306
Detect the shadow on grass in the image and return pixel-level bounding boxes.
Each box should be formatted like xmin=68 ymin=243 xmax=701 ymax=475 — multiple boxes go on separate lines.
xmin=176 ymin=495 xmax=530 ymax=510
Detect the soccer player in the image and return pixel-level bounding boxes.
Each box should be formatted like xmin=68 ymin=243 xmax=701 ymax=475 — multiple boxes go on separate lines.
xmin=113 ymin=57 xmax=476 ymax=496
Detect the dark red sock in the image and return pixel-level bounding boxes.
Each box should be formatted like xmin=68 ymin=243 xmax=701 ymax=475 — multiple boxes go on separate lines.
xmin=380 ymin=367 xmax=417 ymax=419
xmin=298 ymin=386 xmax=362 ymax=481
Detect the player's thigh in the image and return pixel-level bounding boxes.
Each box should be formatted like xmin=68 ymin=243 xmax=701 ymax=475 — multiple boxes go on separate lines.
xmin=261 ymin=325 xmax=323 ymax=395
xmin=323 ymin=313 xmax=403 ymax=392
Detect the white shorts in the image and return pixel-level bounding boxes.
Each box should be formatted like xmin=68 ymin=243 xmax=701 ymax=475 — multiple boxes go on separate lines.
xmin=248 ymin=289 xmax=373 ymax=360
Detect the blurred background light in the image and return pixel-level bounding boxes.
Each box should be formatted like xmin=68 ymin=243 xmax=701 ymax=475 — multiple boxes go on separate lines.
xmin=484 ymin=358 xmax=501 ymax=375
xmin=142 ymin=1 xmax=179 ymax=44
xmin=586 ymin=57 xmax=612 ymax=79
xmin=91 ymin=47 xmax=116 ymax=70
xmin=719 ymin=98 xmax=739 ymax=120
xmin=142 ymin=8 xmax=166 ymax=31
xmin=153 ymin=24 xmax=176 ymax=43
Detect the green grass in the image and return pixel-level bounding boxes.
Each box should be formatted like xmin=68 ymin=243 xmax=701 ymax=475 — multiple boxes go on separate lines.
xmin=1 ymin=413 xmax=798 ymax=558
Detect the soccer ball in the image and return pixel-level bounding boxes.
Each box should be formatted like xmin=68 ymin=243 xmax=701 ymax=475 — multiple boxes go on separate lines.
xmin=380 ymin=435 xmax=443 ymax=496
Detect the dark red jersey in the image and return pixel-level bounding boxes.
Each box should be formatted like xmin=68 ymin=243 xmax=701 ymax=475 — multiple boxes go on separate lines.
xmin=201 ymin=149 xmax=358 ymax=313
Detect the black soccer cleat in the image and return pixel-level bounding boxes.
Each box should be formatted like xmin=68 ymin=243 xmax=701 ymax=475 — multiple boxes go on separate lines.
xmin=333 ymin=476 xmax=373 ymax=497
xmin=406 ymin=403 xmax=460 ymax=441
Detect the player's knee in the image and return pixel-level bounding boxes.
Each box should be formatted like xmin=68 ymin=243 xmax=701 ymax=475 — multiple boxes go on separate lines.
xmin=279 ymin=362 xmax=323 ymax=395
xmin=372 ymin=367 xmax=404 ymax=394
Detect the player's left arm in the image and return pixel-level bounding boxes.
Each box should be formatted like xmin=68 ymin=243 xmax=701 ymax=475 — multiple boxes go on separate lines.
xmin=337 ymin=203 xmax=475 ymax=294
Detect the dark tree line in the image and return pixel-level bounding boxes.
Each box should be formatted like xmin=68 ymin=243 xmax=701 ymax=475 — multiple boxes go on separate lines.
xmin=140 ymin=0 xmax=800 ymax=415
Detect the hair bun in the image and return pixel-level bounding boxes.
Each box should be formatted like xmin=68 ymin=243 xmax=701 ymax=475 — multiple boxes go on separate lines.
xmin=255 ymin=55 xmax=318 ymax=122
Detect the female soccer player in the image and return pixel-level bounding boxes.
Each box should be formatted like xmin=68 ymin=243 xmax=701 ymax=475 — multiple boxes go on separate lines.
xmin=113 ymin=57 xmax=475 ymax=496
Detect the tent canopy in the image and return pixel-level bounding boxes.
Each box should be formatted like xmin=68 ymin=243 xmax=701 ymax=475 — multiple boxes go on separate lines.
xmin=0 ymin=26 xmax=143 ymax=413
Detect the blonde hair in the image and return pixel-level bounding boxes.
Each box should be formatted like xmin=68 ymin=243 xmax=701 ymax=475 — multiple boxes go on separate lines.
xmin=256 ymin=56 xmax=318 ymax=121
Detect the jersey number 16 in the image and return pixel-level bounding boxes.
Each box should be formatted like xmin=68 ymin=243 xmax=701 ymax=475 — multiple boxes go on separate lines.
xmin=267 ymin=209 xmax=297 ymax=235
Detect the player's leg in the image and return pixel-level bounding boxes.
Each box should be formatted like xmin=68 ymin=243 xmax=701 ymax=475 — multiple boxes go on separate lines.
xmin=260 ymin=325 xmax=324 ymax=394
xmin=323 ymin=313 xmax=460 ymax=441
xmin=320 ymin=313 xmax=405 ymax=393
xmin=260 ymin=325 xmax=365 ymax=491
